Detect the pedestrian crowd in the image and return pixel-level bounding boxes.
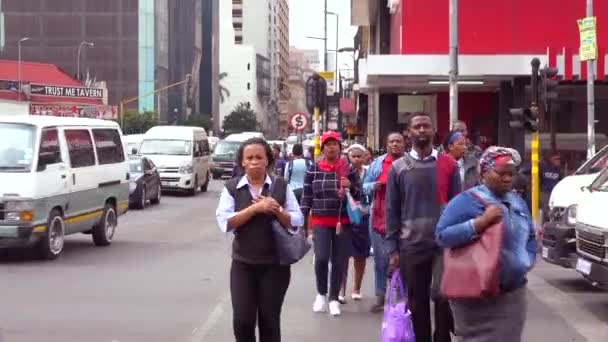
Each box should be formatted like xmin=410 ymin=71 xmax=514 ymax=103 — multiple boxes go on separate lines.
xmin=216 ymin=114 xmax=544 ymax=342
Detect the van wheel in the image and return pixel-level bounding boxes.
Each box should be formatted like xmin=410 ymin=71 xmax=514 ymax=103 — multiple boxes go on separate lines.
xmin=151 ymin=184 xmax=161 ymax=205
xmin=92 ymin=204 xmax=117 ymax=247
xmin=135 ymin=186 xmax=146 ymax=209
xmin=189 ymin=175 xmax=198 ymax=196
xmin=201 ymin=171 xmax=210 ymax=192
xmin=37 ymin=209 xmax=65 ymax=260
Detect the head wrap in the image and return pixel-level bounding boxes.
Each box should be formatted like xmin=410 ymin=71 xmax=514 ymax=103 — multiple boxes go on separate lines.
xmin=447 ymin=131 xmax=464 ymax=145
xmin=478 ymin=146 xmax=516 ymax=175
xmin=347 ymin=143 xmax=366 ymax=154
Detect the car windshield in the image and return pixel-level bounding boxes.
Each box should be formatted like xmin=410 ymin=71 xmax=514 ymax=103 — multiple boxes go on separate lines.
xmin=576 ymin=146 xmax=608 ymax=175
xmin=590 ymin=167 xmax=608 ymax=192
xmin=0 ymin=123 xmax=36 ymax=171
xmin=140 ymin=139 xmax=192 ymax=156
xmin=129 ymin=159 xmax=143 ymax=174
xmin=213 ymin=141 xmax=240 ymax=155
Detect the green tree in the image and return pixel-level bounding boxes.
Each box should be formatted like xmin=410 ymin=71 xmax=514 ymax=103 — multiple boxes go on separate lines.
xmin=179 ymin=114 xmax=212 ymax=130
xmin=219 ymin=72 xmax=231 ymax=104
xmin=120 ymin=110 xmax=158 ymax=134
xmin=222 ymin=102 xmax=260 ymax=134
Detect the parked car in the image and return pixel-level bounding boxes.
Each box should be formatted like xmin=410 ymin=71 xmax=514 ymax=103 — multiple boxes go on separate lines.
xmin=572 ymin=167 xmax=608 ymax=289
xmin=128 ymin=156 xmax=161 ymax=209
xmin=0 ymin=116 xmax=129 ymax=259
xmin=140 ymin=126 xmax=211 ymax=195
xmin=542 ymin=144 xmax=608 ymax=268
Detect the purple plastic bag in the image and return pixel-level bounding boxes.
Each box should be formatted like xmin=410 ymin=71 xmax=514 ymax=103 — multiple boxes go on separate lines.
xmin=381 ymin=272 xmax=415 ymax=342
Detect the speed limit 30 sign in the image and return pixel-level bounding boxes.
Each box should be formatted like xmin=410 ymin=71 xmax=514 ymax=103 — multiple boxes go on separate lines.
xmin=289 ymin=112 xmax=309 ymax=131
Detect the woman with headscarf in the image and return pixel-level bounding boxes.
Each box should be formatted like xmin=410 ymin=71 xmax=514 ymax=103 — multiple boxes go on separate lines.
xmin=435 ymin=146 xmax=537 ymax=342
xmin=442 ymin=130 xmax=479 ymax=191
xmin=338 ymin=143 xmax=370 ymax=303
xmin=301 ymin=131 xmax=361 ymax=317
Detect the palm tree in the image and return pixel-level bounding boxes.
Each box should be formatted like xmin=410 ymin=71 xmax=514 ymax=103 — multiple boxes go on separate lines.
xmin=219 ymin=72 xmax=231 ymax=104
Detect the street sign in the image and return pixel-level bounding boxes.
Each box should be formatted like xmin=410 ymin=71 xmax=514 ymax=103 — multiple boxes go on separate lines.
xmin=289 ymin=112 xmax=309 ymax=131
xmin=578 ymin=16 xmax=597 ymax=61
xmin=318 ymin=71 xmax=335 ymax=96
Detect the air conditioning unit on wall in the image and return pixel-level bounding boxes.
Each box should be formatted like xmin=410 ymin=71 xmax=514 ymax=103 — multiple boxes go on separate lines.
xmin=387 ymin=0 xmax=400 ymax=14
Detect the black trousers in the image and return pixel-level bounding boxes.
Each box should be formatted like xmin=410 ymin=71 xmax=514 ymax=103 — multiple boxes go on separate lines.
xmin=312 ymin=226 xmax=351 ymax=301
xmin=230 ymin=259 xmax=291 ymax=342
xmin=400 ymin=251 xmax=453 ymax=342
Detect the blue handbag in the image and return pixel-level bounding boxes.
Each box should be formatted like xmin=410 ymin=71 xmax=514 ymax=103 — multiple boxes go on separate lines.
xmin=345 ymin=190 xmax=362 ymax=225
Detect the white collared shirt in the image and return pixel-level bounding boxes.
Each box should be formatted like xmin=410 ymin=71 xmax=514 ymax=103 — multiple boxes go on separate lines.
xmin=409 ymin=148 xmax=439 ymax=161
xmin=215 ymin=174 xmax=304 ymax=233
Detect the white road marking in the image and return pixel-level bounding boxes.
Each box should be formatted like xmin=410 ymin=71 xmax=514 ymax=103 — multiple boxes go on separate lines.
xmin=528 ymin=273 xmax=608 ymax=342
xmin=188 ymin=292 xmax=231 ymax=342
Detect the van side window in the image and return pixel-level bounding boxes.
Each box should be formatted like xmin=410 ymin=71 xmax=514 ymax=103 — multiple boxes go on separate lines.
xmin=92 ymin=129 xmax=125 ymax=164
xmin=65 ymin=129 xmax=96 ymax=168
xmin=39 ymin=129 xmax=62 ymax=165
xmin=200 ymin=139 xmax=210 ymax=156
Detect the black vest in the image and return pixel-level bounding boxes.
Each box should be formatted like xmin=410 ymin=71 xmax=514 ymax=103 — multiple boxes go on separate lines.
xmin=225 ymin=177 xmax=287 ymax=265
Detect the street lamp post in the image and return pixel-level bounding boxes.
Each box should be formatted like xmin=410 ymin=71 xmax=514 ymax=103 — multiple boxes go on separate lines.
xmin=76 ymin=41 xmax=95 ymax=81
xmin=17 ymin=37 xmax=30 ymax=101
xmin=326 ymin=11 xmax=339 ymax=87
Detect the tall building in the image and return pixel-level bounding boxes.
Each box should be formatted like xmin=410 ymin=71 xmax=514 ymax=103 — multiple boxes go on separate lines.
xmin=200 ymin=0 xmax=220 ymax=131
xmin=230 ymin=0 xmax=289 ymax=138
xmin=0 ymin=0 xmax=218 ymax=126
xmin=219 ymin=0 xmax=266 ymax=132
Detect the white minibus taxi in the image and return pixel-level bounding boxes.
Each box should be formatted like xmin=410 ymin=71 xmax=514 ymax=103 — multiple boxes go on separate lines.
xmin=0 ymin=116 xmax=129 ymax=259
xmin=139 ymin=126 xmax=211 ymax=195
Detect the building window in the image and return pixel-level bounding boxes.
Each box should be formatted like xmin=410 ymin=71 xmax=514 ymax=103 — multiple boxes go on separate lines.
xmin=247 ymin=82 xmax=251 ymax=90
xmin=232 ymin=9 xmax=242 ymax=17
xmin=247 ymin=63 xmax=251 ymax=70
xmin=232 ymin=0 xmax=242 ymax=4
xmin=235 ymin=36 xmax=243 ymax=44
xmin=233 ymin=22 xmax=242 ymax=30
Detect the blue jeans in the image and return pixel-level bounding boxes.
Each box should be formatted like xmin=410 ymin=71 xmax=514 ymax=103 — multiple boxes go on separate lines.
xmin=370 ymin=227 xmax=389 ymax=297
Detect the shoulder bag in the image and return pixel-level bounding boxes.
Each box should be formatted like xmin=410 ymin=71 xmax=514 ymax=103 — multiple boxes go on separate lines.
xmin=440 ymin=190 xmax=503 ymax=299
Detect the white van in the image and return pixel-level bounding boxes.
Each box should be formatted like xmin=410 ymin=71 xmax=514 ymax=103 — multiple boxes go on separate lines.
xmin=541 ymin=144 xmax=608 ymax=268
xmin=0 ymin=116 xmax=129 ymax=259
xmin=123 ymin=134 xmax=145 ymax=155
xmin=139 ymin=126 xmax=211 ymax=195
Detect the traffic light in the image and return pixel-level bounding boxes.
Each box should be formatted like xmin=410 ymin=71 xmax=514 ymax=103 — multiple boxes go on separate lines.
xmin=540 ymin=66 xmax=559 ymax=107
xmin=509 ymin=105 xmax=539 ymax=132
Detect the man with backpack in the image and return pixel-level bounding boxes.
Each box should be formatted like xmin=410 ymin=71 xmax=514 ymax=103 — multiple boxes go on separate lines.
xmin=284 ymin=143 xmax=312 ymax=203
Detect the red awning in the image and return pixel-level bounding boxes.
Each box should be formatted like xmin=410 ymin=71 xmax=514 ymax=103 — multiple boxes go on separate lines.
xmin=0 ymin=59 xmax=81 ymax=86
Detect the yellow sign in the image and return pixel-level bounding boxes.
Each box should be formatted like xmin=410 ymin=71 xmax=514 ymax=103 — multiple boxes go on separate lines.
xmin=578 ymin=16 xmax=597 ymax=61
xmin=318 ymin=71 xmax=334 ymax=80
xmin=318 ymin=71 xmax=335 ymax=96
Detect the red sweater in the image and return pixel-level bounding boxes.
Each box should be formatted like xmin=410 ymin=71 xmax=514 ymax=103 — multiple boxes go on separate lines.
xmin=436 ymin=153 xmax=458 ymax=206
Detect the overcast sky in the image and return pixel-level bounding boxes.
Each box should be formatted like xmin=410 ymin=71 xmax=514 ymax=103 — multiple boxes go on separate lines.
xmin=289 ymin=0 xmax=357 ymax=70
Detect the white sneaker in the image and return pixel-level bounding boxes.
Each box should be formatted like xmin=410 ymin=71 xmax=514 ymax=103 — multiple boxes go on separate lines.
xmin=329 ymin=300 xmax=341 ymax=316
xmin=313 ymin=294 xmax=328 ymax=313
xmin=351 ymin=293 xmax=363 ymax=301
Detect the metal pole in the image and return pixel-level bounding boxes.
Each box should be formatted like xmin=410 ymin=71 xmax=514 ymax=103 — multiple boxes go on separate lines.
xmin=448 ymin=0 xmax=459 ymax=125
xmin=531 ymin=131 xmax=540 ymax=225
xmin=324 ymin=0 xmax=328 ymax=71
xmin=18 ymin=42 xmax=22 ymax=101
xmin=77 ymin=43 xmax=83 ymax=81
xmin=335 ymin=14 xmax=339 ymax=87
xmin=586 ymin=0 xmax=596 ymax=158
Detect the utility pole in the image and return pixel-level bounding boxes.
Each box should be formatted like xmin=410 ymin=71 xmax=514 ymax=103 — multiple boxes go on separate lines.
xmin=324 ymin=0 xmax=328 ymax=71
xmin=586 ymin=0 xmax=596 ymax=158
xmin=448 ymin=0 xmax=459 ymax=125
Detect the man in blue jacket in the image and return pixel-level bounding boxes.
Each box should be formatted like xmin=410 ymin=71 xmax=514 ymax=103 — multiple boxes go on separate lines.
xmin=363 ymin=132 xmax=406 ymax=313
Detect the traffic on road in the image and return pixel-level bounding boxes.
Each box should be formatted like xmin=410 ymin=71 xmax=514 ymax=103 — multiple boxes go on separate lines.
xmin=1 ymin=119 xmax=608 ymax=342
